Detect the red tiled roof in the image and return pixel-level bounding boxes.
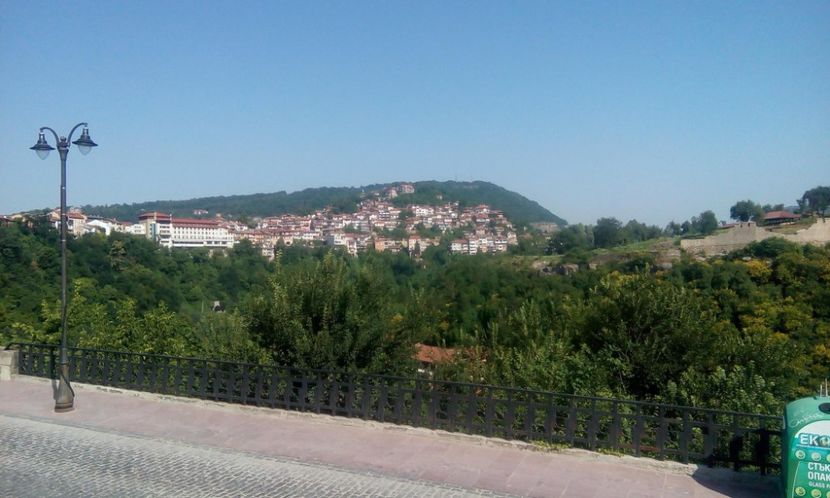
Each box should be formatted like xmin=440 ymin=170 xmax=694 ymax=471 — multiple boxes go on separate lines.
xmin=172 ymin=218 xmax=220 ymax=227
xmin=414 ymin=344 xmax=457 ymax=364
xmin=763 ymin=211 xmax=799 ymax=220
xmin=138 ymin=212 xmax=172 ymax=221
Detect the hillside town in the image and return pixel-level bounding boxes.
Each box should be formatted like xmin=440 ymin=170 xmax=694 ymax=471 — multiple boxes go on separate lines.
xmin=2 ymin=184 xmax=519 ymax=258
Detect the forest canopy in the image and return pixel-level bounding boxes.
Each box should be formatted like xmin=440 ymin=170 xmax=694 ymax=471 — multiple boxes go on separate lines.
xmin=2 ymin=219 xmax=829 ymax=416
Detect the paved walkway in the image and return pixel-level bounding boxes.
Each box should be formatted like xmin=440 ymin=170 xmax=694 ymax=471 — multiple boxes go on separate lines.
xmin=0 ymin=377 xmax=779 ymax=497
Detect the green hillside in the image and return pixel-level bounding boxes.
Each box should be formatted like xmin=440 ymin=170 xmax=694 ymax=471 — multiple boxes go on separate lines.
xmin=82 ymin=181 xmax=565 ymax=226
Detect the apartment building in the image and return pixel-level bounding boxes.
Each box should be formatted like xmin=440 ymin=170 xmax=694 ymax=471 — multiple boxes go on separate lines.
xmin=139 ymin=212 xmax=234 ymax=249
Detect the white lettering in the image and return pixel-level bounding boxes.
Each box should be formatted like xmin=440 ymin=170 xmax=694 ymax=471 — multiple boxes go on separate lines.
xmin=807 ymin=471 xmax=830 ymax=481
xmin=798 ymin=433 xmax=818 ymax=446
xmin=791 ymin=413 xmax=824 ymax=428
xmin=798 ymin=433 xmax=830 ymax=448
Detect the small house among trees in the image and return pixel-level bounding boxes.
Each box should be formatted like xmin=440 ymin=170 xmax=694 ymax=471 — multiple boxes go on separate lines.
xmin=414 ymin=343 xmax=458 ymax=374
xmin=763 ymin=210 xmax=800 ymax=226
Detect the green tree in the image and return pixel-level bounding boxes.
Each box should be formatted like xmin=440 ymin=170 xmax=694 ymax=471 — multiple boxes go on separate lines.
xmin=730 ymin=200 xmax=765 ymax=223
xmin=592 ymin=218 xmax=622 ymax=248
xmin=693 ymin=210 xmax=719 ymax=235
xmin=800 ymin=186 xmax=830 ymax=217
xmin=244 ymin=252 xmax=419 ymax=373
xmin=568 ymin=272 xmax=720 ymax=399
xmin=547 ymin=226 xmax=590 ymax=254
xmin=618 ymin=219 xmax=663 ymax=244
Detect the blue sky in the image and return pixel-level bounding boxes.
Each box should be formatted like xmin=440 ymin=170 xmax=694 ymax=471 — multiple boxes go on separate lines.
xmin=1 ymin=1 xmax=827 ymax=225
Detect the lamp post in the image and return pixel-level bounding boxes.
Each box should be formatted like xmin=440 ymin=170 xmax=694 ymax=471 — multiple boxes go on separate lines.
xmin=30 ymin=123 xmax=98 ymax=412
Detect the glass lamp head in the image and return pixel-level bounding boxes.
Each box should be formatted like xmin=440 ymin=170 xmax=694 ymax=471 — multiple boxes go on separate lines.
xmin=72 ymin=128 xmax=98 ymax=155
xmin=30 ymin=132 xmax=55 ymax=160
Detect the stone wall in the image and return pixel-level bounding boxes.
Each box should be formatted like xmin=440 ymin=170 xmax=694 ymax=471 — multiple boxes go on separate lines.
xmin=681 ymin=219 xmax=830 ymax=256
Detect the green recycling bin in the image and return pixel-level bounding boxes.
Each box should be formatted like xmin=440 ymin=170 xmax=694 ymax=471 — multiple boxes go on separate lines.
xmin=783 ymin=397 xmax=830 ymax=498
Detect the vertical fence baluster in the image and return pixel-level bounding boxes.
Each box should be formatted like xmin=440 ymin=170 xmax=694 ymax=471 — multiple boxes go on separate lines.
xmin=272 ymin=372 xmax=280 ymax=408
xmin=448 ymin=387 xmax=459 ymax=432
xmin=504 ymin=391 xmax=515 ymax=440
xmin=126 ymin=354 xmax=135 ymax=388
xmin=174 ymin=359 xmax=183 ymax=396
xmin=361 ymin=378 xmax=372 ymax=420
xmin=587 ymin=398 xmax=598 ymax=450
xmin=465 ymin=387 xmax=476 ymax=434
xmin=730 ymin=414 xmax=742 ymax=472
xmin=396 ymin=380 xmax=408 ymax=425
xmin=254 ymin=369 xmax=264 ymax=407
xmin=545 ymin=393 xmax=556 ymax=443
xmin=609 ymin=401 xmax=620 ymax=450
xmin=656 ymin=405 xmax=668 ymax=459
xmin=485 ymin=387 xmax=495 ymax=438
xmin=704 ymin=412 xmax=717 ymax=467
xmin=680 ymin=409 xmax=691 ymax=464
xmin=565 ymin=398 xmax=578 ymax=444
xmin=757 ymin=418 xmax=770 ymax=476
xmin=378 ymin=382 xmax=388 ymax=423
xmin=344 ymin=374 xmax=354 ymax=417
xmin=135 ymin=355 xmax=145 ymax=390
xmin=329 ymin=378 xmax=340 ymax=414
xmin=429 ymin=381 xmax=438 ymax=429
xmin=412 ymin=380 xmax=424 ymax=426
xmin=102 ymin=354 xmax=112 ymax=387
xmin=633 ymin=405 xmax=644 ymax=457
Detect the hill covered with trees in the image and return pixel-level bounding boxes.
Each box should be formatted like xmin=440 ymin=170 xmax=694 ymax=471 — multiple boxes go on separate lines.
xmin=81 ymin=181 xmax=566 ymax=227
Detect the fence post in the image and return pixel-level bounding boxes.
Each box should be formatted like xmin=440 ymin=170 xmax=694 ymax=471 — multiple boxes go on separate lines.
xmin=0 ymin=350 xmax=19 ymax=381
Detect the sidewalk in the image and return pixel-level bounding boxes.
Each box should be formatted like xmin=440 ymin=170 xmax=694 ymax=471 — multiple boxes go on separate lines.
xmin=0 ymin=377 xmax=779 ymax=497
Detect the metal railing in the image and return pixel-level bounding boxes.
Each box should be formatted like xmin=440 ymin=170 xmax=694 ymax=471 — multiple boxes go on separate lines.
xmin=6 ymin=342 xmax=782 ymax=474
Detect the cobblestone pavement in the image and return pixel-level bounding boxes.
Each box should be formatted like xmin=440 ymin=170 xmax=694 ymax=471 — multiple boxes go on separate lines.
xmin=0 ymin=414 xmax=511 ymax=498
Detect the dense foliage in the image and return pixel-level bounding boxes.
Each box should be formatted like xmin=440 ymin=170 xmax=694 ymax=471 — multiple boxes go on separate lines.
xmin=730 ymin=200 xmax=766 ymax=223
xmin=81 ymin=180 xmax=565 ymax=226
xmin=2 ymin=219 xmax=828 ymax=416
xmin=799 ymin=186 xmax=830 ymax=217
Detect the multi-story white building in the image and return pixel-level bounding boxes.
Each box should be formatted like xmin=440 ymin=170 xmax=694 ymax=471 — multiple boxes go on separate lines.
xmin=139 ymin=212 xmax=234 ymax=249
xmin=123 ymin=223 xmax=147 ymax=236
xmin=172 ymin=218 xmax=235 ymax=248
xmin=85 ymin=218 xmax=119 ymax=235
xmin=139 ymin=212 xmax=172 ymax=246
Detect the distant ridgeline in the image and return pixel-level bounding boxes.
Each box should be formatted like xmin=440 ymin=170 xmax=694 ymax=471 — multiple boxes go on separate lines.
xmin=81 ymin=181 xmax=566 ymax=227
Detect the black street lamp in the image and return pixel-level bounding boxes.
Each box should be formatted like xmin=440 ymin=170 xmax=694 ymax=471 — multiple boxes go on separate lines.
xmin=30 ymin=123 xmax=98 ymax=412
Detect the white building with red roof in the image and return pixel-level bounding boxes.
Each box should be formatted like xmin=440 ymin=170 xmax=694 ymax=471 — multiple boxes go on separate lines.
xmin=139 ymin=212 xmax=234 ymax=249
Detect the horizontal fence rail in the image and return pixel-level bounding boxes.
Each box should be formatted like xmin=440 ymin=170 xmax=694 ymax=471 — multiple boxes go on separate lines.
xmin=6 ymin=342 xmax=782 ymax=474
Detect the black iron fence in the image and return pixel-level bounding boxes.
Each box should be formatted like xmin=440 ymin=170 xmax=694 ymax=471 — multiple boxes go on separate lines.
xmin=6 ymin=342 xmax=782 ymax=474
